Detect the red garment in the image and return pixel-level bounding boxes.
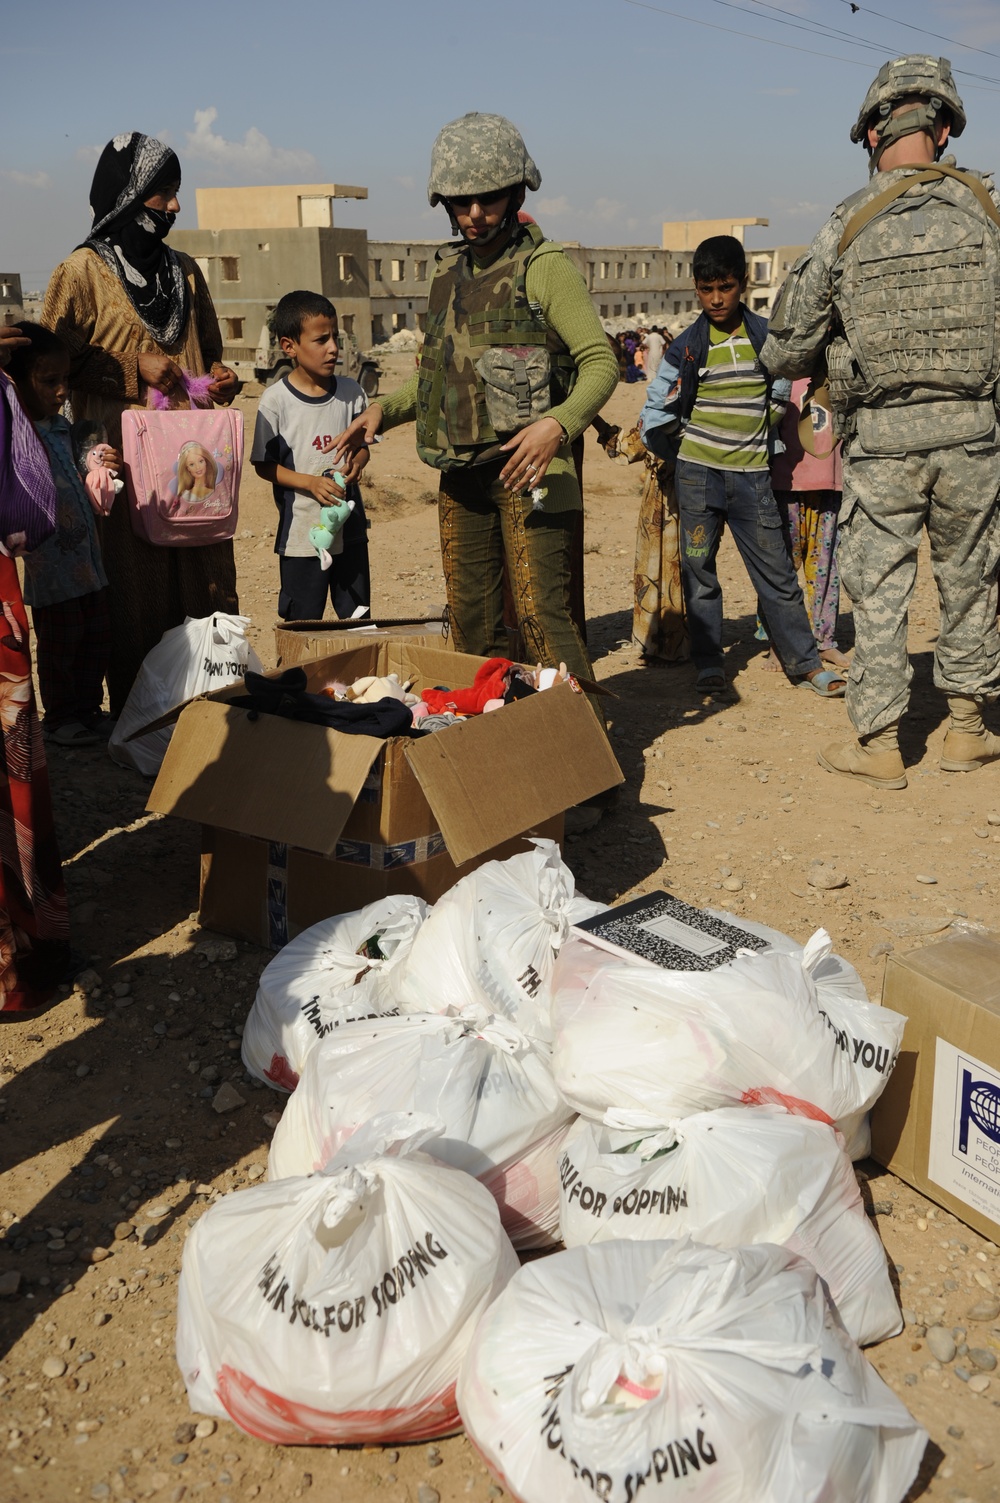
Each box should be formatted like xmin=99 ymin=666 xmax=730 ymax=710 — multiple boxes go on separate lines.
xmin=0 ymin=555 xmax=70 ymax=1011
xmin=420 ymin=658 xmax=515 ymax=716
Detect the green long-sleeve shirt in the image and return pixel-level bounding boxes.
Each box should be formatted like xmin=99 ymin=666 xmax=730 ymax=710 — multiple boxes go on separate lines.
xmin=380 ymin=241 xmax=617 ymax=506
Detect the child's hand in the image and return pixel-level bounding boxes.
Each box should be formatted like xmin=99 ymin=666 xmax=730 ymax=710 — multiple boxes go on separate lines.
xmin=308 ymin=472 xmax=346 ymax=505
xmin=99 ymin=446 xmax=123 ymax=474
xmin=337 ymin=445 xmax=370 ymax=485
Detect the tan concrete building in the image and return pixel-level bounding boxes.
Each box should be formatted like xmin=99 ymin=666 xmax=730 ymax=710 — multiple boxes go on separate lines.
xmin=661 ymin=216 xmax=769 ymax=251
xmin=0 ymin=273 xmax=24 ymax=327
xmin=173 ymin=185 xmax=373 ymax=362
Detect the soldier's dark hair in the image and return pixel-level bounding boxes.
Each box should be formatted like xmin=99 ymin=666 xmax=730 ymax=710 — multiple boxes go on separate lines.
xmin=3 ymin=322 xmax=68 ymax=383
xmin=692 ymin=236 xmax=747 ymax=284
xmin=274 ymin=291 xmax=338 ymax=343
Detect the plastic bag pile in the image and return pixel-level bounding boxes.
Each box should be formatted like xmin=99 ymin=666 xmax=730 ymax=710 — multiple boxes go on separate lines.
xmin=176 ymin=843 xmax=925 ymax=1498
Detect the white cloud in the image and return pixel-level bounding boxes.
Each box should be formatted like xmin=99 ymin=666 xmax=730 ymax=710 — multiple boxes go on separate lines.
xmin=592 ymin=197 xmax=624 ymax=224
xmin=184 ymin=107 xmax=317 ymax=177
xmin=0 ymin=169 xmax=50 ymax=189
xmin=536 ymin=194 xmax=573 ymax=217
xmin=75 ymin=145 xmax=103 ymax=166
xmin=394 ymin=175 xmax=415 ymax=191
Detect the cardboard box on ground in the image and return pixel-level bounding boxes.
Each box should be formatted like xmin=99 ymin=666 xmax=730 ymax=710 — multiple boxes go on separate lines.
xmin=274 ymin=616 xmax=450 ymax=669
xmin=872 ymin=931 xmax=1000 ymax=1246
xmin=146 ymin=641 xmax=623 ymax=949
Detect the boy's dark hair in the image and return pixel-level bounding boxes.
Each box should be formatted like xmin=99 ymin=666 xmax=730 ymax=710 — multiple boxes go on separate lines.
xmin=4 ymin=322 xmax=68 ymax=383
xmin=692 ymin=236 xmax=747 ymax=285
xmin=273 ymin=291 xmax=337 ymax=343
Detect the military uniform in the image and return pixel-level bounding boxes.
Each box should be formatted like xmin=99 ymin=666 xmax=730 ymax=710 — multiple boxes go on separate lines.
xmin=378 ymin=114 xmax=617 ymax=692
xmin=762 ymin=56 xmax=1000 ymax=779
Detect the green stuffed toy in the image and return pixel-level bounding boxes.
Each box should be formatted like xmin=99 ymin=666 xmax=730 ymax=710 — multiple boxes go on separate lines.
xmin=308 ymin=471 xmax=354 ymax=570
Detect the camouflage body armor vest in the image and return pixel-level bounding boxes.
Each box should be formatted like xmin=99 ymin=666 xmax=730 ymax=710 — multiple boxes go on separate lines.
xmin=827 ymin=166 xmax=1000 ymax=452
xmin=415 ymin=223 xmax=577 ymax=470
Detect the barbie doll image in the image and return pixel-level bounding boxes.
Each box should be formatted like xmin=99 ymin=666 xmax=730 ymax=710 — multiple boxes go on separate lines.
xmin=175 ymin=442 xmax=218 ymax=504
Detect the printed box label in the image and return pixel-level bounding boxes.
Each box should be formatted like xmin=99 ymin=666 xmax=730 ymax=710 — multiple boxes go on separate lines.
xmin=928 ymin=1037 xmax=1000 ymax=1227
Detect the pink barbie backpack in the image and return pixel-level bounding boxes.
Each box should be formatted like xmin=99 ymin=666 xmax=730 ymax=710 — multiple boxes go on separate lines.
xmin=121 ymin=374 xmax=243 ymax=547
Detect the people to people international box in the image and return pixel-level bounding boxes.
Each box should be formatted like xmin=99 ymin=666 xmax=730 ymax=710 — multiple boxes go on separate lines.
xmin=871 ymin=931 xmax=1000 ymax=1245
xmin=145 ymin=641 xmax=622 ymax=949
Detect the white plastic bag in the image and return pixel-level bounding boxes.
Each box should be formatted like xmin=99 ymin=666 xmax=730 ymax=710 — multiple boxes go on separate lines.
xmin=558 ymin=1106 xmax=901 ymax=1345
xmin=110 ymin=613 xmax=262 ymax=775
xmin=457 ymin=1239 xmax=926 ymax=1503
xmin=551 ymin=929 xmax=904 ymax=1131
xmin=177 ymin=1115 xmax=518 ymax=1445
xmin=390 ymin=839 xmax=604 ymax=1037
xmin=704 ymin=911 xmax=876 ymax=1158
xmin=267 ymin=1010 xmax=574 ymax=1249
xmin=242 ymin=897 xmax=429 ymax=1090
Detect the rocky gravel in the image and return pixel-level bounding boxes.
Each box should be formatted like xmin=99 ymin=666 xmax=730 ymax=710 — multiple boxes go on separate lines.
xmin=0 ymin=367 xmax=997 ymax=1502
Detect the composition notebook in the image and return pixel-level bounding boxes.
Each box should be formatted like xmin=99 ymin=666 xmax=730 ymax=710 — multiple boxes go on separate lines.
xmin=571 ymin=892 xmax=770 ymax=973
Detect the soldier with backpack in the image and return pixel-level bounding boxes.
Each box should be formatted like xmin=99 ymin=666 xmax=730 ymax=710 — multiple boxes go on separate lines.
xmin=762 ymin=56 xmax=1000 ymax=789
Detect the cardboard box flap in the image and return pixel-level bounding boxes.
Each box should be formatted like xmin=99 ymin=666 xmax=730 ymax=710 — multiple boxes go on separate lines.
xmin=898 ymin=931 xmax=1000 ymax=1011
xmin=406 ymin=681 xmax=622 ymax=865
xmin=146 ymin=699 xmax=384 ymax=856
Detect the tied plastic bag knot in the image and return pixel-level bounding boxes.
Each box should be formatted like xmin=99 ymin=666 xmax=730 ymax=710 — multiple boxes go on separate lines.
xmin=210 ymin=612 xmax=254 ymax=647
xmin=319 ymin=1166 xmax=372 ymax=1226
xmin=577 ymin=1331 xmax=666 ymax=1414
xmin=324 ymin=1111 xmax=446 ymax=1170
xmin=602 ymin=1107 xmax=682 ymax=1156
xmin=467 ymin=1011 xmax=531 ymax=1057
xmin=802 ymin=927 xmax=834 ymax=974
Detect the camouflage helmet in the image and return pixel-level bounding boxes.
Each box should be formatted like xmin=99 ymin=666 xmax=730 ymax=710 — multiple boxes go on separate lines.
xmin=427 ymin=112 xmax=541 ymax=206
xmin=850 ymin=55 xmax=966 ymax=150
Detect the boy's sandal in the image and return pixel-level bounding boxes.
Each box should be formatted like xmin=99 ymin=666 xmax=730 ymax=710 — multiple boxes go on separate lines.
xmin=797 ymin=670 xmax=847 ymax=699
xmin=45 ymin=721 xmax=101 ymax=747
xmin=695 ymin=669 xmax=727 ymax=693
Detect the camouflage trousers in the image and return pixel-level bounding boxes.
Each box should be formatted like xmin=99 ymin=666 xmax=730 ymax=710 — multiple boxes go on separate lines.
xmin=437 ymin=460 xmax=599 ymax=711
xmin=838 ymin=435 xmax=1000 ymax=735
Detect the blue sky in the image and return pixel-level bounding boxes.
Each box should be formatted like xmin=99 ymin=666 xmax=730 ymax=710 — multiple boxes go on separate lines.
xmin=3 ymin=0 xmax=1000 ymax=291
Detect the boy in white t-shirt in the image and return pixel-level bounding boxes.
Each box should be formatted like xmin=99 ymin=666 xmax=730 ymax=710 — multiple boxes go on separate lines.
xmin=251 ymin=291 xmax=371 ymax=620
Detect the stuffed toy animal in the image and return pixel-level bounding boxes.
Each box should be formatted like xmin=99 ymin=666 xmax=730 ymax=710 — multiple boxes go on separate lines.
xmin=309 ymin=476 xmax=354 ymax=570
xmin=347 ymin=672 xmax=419 ymax=706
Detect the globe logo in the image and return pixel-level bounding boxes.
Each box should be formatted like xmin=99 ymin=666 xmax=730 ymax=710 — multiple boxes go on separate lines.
xmin=959 ymin=1070 xmax=1000 ymax=1153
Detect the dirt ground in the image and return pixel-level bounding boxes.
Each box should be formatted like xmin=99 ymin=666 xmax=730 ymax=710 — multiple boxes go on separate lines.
xmin=1 ymin=354 xmax=999 ymax=1503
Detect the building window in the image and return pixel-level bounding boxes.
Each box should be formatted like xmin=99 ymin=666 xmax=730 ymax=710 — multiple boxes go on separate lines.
xmin=615 ymin=262 xmax=624 ymax=279
xmin=587 ymin=261 xmax=595 ymax=288
xmin=600 ymin=261 xmax=609 ymax=279
xmin=627 ymin=303 xmax=635 ymax=316
xmin=224 ymin=317 xmax=244 ymax=342
xmin=675 ymin=261 xmax=682 ymax=277
xmin=685 ymin=300 xmax=693 ymax=311
xmin=415 ymin=260 xmax=427 ymax=282
xmin=339 ymin=254 xmax=353 ymax=282
xmin=640 ymin=302 xmax=648 ymax=313
xmin=599 ymin=304 xmax=608 ymax=316
xmin=641 ymin=262 xmax=650 ymax=279
xmin=613 ymin=303 xmax=622 ymax=316
xmin=194 ymin=256 xmax=212 ymax=279
xmin=372 ymin=258 xmax=383 ymax=281
xmin=782 ymin=260 xmax=790 ymax=271
xmin=342 ymin=314 xmax=355 ymax=336
xmin=220 ymin=257 xmax=240 ymax=283
xmin=752 ymin=259 xmax=770 ymax=284
xmin=391 ymin=311 xmax=407 ymax=330
xmin=673 ymin=300 xmax=681 ymax=314
xmin=391 ymin=259 xmax=405 ymax=281
xmin=258 ymin=242 xmax=270 ymax=252
xmin=629 ymin=263 xmax=637 ymax=279
xmin=372 ymin=313 xmax=385 ymax=341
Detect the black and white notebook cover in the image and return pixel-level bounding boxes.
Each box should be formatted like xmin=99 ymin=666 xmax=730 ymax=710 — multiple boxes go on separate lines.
xmin=571 ymin=892 xmax=769 ymax=973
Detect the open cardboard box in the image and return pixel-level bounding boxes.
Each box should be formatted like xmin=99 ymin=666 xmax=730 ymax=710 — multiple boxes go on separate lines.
xmin=146 ymin=641 xmax=623 ymax=949
xmin=871 ymin=931 xmax=1000 ymax=1245
xmin=273 ymin=615 xmax=450 ymax=668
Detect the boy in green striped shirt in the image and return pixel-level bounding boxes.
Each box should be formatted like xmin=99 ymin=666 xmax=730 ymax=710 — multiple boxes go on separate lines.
xmin=639 ymin=236 xmax=845 ymax=697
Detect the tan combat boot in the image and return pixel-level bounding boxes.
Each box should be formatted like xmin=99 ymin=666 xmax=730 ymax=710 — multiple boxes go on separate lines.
xmin=817 ymin=723 xmax=907 ymax=790
xmin=940 ymin=695 xmax=1000 ymax=772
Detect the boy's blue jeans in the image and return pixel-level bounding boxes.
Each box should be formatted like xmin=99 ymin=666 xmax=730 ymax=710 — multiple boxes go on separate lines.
xmin=674 ymin=458 xmax=821 ymax=677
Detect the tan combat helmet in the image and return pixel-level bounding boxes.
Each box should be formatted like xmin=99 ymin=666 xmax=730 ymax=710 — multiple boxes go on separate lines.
xmin=427 ymin=112 xmax=541 ymax=205
xmin=851 ymin=55 xmax=966 ymax=173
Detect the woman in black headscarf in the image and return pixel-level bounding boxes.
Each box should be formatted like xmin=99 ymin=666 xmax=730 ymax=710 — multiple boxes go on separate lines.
xmin=43 ymin=132 xmax=240 ymax=714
